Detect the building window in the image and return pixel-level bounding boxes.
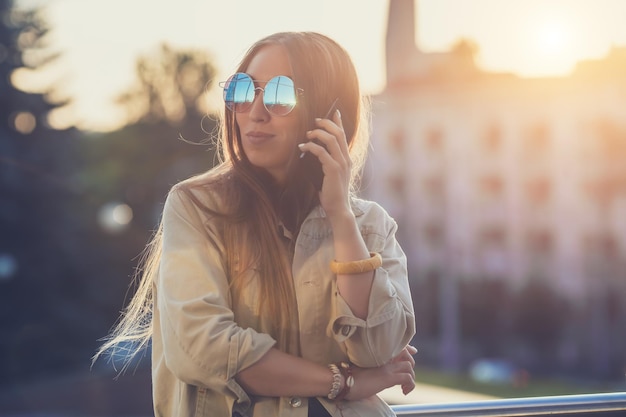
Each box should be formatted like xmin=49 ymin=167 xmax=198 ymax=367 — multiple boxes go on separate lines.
xmin=523 ymin=122 xmax=551 ymax=158
xmin=388 ymin=174 xmax=406 ymax=198
xmin=527 ymin=229 xmax=553 ymax=254
xmin=592 ymin=119 xmax=625 ymax=161
xmin=480 ymin=226 xmax=507 ymax=247
xmin=479 ymin=174 xmax=504 ymax=200
xmin=423 ymin=175 xmax=445 ymax=201
xmin=389 ymin=128 xmax=406 ymax=154
xmin=423 ymin=221 xmax=445 ymax=247
xmin=584 ymin=233 xmax=618 ymax=261
xmin=526 ymin=177 xmax=551 ymax=205
xmin=526 ymin=229 xmax=554 ymax=275
xmin=478 ymin=226 xmax=508 ymax=277
xmin=424 ymin=126 xmax=444 ymax=152
xmin=482 ymin=123 xmax=502 ymax=153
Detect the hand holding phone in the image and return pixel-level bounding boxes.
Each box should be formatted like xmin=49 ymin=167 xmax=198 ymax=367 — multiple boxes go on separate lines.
xmin=298 ymin=98 xmax=339 ymax=189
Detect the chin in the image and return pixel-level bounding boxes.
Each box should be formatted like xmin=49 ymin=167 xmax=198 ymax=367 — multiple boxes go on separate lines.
xmin=248 ymin=154 xmax=289 ymax=172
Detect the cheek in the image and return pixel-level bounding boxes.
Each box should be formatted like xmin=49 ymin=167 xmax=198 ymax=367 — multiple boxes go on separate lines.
xmin=282 ymin=123 xmax=301 ymax=142
xmin=282 ymin=113 xmax=303 ymax=141
xmin=286 ymin=127 xmax=304 ymax=154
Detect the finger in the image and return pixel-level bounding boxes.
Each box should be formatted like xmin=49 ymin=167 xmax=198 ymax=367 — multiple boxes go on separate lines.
xmin=388 ymin=360 xmax=413 ymax=376
xmin=402 ymin=379 xmax=416 ymax=395
xmin=331 ymin=109 xmax=350 ymax=160
xmin=400 ymin=369 xmax=416 ymax=395
xmin=398 ymin=346 xmax=417 ymax=368
xmin=407 ymin=352 xmax=415 ymax=369
xmin=297 ymin=140 xmax=328 ymax=161
xmin=391 ymin=367 xmax=415 ymax=395
xmin=306 ymin=127 xmax=338 ymax=152
xmin=400 ymin=351 xmax=414 ymax=366
xmin=313 ymin=116 xmax=348 ymax=161
xmin=390 ymin=349 xmax=413 ymax=367
xmin=298 ymin=138 xmax=348 ymax=192
xmin=304 ymin=132 xmax=348 ymax=181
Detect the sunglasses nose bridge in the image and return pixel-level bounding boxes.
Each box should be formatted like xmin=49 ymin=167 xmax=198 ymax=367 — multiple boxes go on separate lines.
xmin=248 ymin=86 xmax=271 ymax=116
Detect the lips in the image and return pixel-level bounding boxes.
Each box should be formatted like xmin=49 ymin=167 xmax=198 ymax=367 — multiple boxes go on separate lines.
xmin=245 ymin=131 xmax=274 ymax=145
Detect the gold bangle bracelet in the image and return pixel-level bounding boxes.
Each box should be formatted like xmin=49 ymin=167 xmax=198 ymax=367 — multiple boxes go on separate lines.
xmin=330 ymin=252 xmax=382 ymax=275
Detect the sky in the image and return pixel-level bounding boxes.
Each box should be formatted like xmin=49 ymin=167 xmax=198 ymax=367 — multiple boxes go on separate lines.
xmin=14 ymin=0 xmax=626 ymax=132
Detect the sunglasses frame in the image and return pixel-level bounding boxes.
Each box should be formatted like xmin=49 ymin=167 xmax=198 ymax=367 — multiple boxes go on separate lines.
xmin=220 ymin=72 xmax=304 ymax=117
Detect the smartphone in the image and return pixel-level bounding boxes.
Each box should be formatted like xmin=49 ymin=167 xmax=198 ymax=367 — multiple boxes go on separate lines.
xmin=299 ymin=98 xmax=339 ymax=190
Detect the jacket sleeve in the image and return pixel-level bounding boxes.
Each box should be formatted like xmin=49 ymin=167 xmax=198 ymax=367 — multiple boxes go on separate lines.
xmin=155 ymin=187 xmax=276 ymax=401
xmin=328 ymin=203 xmax=416 ymax=367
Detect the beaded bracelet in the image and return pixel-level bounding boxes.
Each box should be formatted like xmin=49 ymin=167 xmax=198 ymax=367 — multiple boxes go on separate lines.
xmin=330 ymin=252 xmax=382 ymax=275
xmin=327 ymin=363 xmax=343 ymax=400
xmin=334 ymin=361 xmax=354 ymax=402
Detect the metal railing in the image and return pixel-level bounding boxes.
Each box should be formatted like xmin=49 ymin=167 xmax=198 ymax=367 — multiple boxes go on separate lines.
xmin=390 ymin=392 xmax=626 ymax=416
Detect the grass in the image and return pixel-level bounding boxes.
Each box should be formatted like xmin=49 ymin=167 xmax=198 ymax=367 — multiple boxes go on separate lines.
xmin=414 ymin=366 xmax=621 ymax=399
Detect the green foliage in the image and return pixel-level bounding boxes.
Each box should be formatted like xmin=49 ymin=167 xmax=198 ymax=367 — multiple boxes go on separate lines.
xmin=0 ymin=0 xmax=84 ymax=381
xmin=0 ymin=0 xmax=220 ymax=384
xmin=116 ymin=43 xmax=217 ymax=126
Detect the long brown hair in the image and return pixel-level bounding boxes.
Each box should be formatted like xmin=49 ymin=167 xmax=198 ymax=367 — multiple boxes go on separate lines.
xmin=93 ymin=31 xmax=370 ymax=366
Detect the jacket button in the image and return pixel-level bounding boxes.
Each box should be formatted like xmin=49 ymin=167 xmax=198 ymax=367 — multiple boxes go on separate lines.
xmin=341 ymin=325 xmax=352 ymax=336
xmin=289 ymin=397 xmax=302 ymax=407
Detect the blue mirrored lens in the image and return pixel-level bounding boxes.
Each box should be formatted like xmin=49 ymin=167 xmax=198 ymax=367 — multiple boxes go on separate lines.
xmin=263 ymin=75 xmax=297 ymax=116
xmin=223 ymin=73 xmax=255 ymax=112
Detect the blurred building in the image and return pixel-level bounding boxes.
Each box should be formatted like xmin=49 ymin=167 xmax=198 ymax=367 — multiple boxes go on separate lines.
xmin=365 ymin=0 xmax=626 ymax=305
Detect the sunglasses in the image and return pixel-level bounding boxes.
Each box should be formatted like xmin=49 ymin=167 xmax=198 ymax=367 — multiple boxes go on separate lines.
xmin=220 ymin=72 xmax=304 ymax=117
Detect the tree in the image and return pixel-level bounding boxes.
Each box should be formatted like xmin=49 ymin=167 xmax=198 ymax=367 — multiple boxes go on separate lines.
xmin=116 ymin=42 xmax=217 ymax=126
xmin=79 ymin=42 xmax=220 ymax=240
xmin=0 ymin=0 xmax=86 ymax=381
xmin=73 ymin=43 xmax=220 ymax=376
xmin=0 ymin=1 xmax=220 ymax=384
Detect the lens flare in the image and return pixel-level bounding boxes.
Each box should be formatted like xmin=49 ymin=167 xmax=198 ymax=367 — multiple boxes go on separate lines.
xmin=98 ymin=202 xmax=133 ymax=233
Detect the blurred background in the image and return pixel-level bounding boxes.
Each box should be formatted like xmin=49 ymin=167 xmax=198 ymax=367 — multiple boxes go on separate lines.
xmin=1 ymin=0 xmax=625 ymax=415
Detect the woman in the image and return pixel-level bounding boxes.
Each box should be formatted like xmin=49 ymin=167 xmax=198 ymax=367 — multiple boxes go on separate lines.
xmin=96 ymin=32 xmax=416 ymax=417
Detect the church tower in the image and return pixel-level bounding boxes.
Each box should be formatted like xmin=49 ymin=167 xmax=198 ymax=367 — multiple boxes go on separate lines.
xmin=385 ymin=0 xmax=478 ymax=87
xmin=385 ymin=0 xmax=420 ymax=87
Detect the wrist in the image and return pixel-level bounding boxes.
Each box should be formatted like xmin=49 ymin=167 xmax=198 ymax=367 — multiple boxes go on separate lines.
xmin=327 ymin=363 xmax=345 ymax=400
xmin=334 ymin=362 xmax=354 ymax=402
xmin=328 ymin=208 xmax=355 ymax=232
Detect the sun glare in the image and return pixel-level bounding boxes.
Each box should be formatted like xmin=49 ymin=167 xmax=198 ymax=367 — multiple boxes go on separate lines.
xmin=522 ymin=14 xmax=579 ymax=76
xmin=539 ymin=24 xmax=567 ymax=52
xmin=536 ymin=21 xmax=570 ymax=54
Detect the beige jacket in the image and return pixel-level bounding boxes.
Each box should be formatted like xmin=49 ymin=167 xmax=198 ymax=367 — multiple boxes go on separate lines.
xmin=152 ymin=182 xmax=415 ymax=417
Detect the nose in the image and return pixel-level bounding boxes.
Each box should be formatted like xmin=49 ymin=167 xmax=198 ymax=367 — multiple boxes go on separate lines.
xmin=248 ymin=89 xmax=269 ymax=122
